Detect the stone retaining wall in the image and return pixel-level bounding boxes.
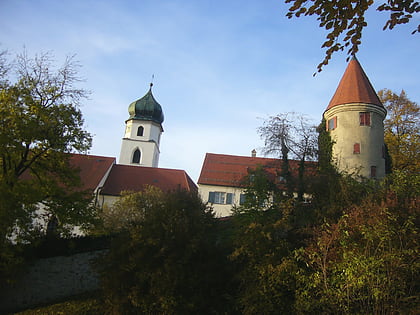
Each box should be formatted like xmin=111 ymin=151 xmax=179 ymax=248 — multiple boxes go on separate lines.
xmin=0 ymin=250 xmax=106 ymax=313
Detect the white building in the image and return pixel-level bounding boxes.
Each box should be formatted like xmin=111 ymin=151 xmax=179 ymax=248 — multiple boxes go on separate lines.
xmin=197 ymin=152 xmax=316 ymax=217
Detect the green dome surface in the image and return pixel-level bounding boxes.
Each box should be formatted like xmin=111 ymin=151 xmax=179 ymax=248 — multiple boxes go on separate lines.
xmin=128 ymin=85 xmax=164 ymax=124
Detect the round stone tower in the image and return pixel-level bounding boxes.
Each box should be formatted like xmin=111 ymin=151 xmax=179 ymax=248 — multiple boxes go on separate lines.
xmin=119 ymin=83 xmax=164 ymax=167
xmin=324 ymin=57 xmax=387 ymax=179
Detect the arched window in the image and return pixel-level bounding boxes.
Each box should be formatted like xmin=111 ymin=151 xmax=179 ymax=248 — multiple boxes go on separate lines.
xmin=132 ymin=149 xmax=141 ymax=164
xmin=137 ymin=126 xmax=144 ymax=136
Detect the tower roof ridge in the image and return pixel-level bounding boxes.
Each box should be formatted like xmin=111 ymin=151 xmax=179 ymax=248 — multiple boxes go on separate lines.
xmin=325 ymin=58 xmax=383 ymax=111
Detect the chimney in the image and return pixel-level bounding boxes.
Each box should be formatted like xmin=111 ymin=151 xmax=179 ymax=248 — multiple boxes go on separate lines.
xmin=251 ymin=149 xmax=257 ymax=157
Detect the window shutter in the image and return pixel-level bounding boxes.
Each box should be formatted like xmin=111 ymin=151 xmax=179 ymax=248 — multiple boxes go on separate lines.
xmin=208 ymin=192 xmax=215 ymax=203
xmin=353 ymin=143 xmax=360 ymax=154
xmin=360 ymin=112 xmax=371 ymax=126
xmin=226 ymin=193 xmax=233 ymax=204
xmin=328 ymin=116 xmax=337 ymax=131
xmin=239 ymin=194 xmax=246 ymax=205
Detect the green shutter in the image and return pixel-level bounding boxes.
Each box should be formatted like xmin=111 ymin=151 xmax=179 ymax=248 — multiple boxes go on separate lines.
xmin=208 ymin=192 xmax=215 ymax=203
xmin=226 ymin=193 xmax=233 ymax=204
xmin=239 ymin=194 xmax=246 ymax=205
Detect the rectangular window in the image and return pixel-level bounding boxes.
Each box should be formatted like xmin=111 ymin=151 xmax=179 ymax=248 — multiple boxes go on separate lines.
xmin=353 ymin=143 xmax=360 ymax=154
xmin=360 ymin=112 xmax=371 ymax=126
xmin=371 ymin=166 xmax=377 ymax=178
xmin=327 ymin=116 xmax=337 ymax=130
xmin=208 ymin=192 xmax=233 ymax=204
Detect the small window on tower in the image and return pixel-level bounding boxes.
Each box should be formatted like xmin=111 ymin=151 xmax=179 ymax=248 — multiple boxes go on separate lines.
xmin=132 ymin=149 xmax=141 ymax=164
xmin=359 ymin=112 xmax=371 ymax=126
xmin=327 ymin=116 xmax=337 ymax=130
xmin=137 ymin=126 xmax=144 ymax=136
xmin=353 ymin=143 xmax=360 ymax=154
xmin=371 ymin=166 xmax=377 ymax=178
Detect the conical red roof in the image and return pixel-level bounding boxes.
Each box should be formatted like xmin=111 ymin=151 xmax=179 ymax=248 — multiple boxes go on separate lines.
xmin=326 ymin=58 xmax=383 ymax=111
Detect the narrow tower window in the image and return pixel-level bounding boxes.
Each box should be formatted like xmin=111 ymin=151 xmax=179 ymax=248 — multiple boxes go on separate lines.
xmin=137 ymin=126 xmax=144 ymax=136
xmin=370 ymin=166 xmax=377 ymax=178
xmin=327 ymin=116 xmax=337 ymax=130
xmin=132 ymin=149 xmax=141 ymax=164
xmin=359 ymin=112 xmax=371 ymax=126
xmin=353 ymin=143 xmax=360 ymax=154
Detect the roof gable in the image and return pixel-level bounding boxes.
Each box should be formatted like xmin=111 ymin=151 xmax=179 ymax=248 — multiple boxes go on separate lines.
xmin=101 ymin=165 xmax=197 ymax=196
xmin=326 ymin=58 xmax=383 ymax=111
xmin=69 ymin=154 xmax=116 ymax=192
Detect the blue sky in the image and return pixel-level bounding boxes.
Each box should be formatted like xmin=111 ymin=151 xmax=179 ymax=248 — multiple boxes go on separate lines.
xmin=1 ymin=0 xmax=419 ymax=181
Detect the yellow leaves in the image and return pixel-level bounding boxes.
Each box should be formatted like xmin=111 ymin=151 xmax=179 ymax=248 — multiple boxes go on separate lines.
xmin=379 ymin=88 xmax=420 ymax=173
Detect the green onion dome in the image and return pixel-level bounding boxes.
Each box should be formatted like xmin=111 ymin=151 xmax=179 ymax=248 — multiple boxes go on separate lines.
xmin=127 ymin=83 xmax=164 ymax=124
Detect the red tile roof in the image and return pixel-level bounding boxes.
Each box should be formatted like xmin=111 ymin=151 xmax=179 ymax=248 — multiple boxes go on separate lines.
xmin=197 ymin=153 xmax=317 ymax=188
xmin=69 ymin=154 xmax=116 ymax=192
xmin=20 ymin=153 xmax=115 ymax=193
xmin=326 ymin=58 xmax=383 ymax=111
xmin=100 ymin=164 xmax=197 ymax=196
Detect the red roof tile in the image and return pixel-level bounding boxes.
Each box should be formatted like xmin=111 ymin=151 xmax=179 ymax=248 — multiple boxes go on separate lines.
xmin=69 ymin=154 xmax=116 ymax=192
xmin=101 ymin=165 xmax=197 ymax=196
xmin=326 ymin=58 xmax=383 ymax=111
xmin=198 ymin=153 xmax=317 ymax=187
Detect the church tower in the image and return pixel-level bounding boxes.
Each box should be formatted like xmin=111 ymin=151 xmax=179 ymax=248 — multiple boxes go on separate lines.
xmin=324 ymin=58 xmax=387 ymax=179
xmin=119 ymin=83 xmax=164 ymax=167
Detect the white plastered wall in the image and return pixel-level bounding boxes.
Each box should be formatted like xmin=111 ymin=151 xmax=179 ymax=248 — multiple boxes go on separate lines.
xmin=198 ymin=184 xmax=245 ymax=217
xmin=119 ymin=119 xmax=162 ymax=167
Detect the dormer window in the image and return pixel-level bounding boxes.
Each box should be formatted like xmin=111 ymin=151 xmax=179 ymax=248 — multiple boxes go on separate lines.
xmin=137 ymin=126 xmax=144 ymax=136
xmin=359 ymin=112 xmax=371 ymax=126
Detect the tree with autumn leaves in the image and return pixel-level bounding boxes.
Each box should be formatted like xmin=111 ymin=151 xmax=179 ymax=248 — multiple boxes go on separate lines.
xmin=0 ymin=50 xmax=94 ymax=283
xmin=285 ymin=0 xmax=419 ymax=73
xmin=379 ymin=88 xmax=420 ymax=174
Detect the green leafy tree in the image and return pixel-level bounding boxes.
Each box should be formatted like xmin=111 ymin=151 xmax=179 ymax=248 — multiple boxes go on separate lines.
xmin=378 ymin=88 xmax=420 ymax=173
xmin=230 ymin=168 xmax=310 ymax=314
xmin=233 ymin=166 xmax=279 ymax=218
xmin=0 ymin=50 xmax=92 ymax=238
xmin=99 ymin=187 xmax=235 ymax=314
xmin=285 ymin=0 xmax=419 ymax=73
xmin=231 ymin=198 xmax=298 ymax=314
xmin=0 ymin=50 xmax=93 ymax=282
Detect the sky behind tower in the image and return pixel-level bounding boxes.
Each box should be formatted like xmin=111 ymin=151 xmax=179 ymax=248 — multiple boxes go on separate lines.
xmin=1 ymin=0 xmax=419 ymax=181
